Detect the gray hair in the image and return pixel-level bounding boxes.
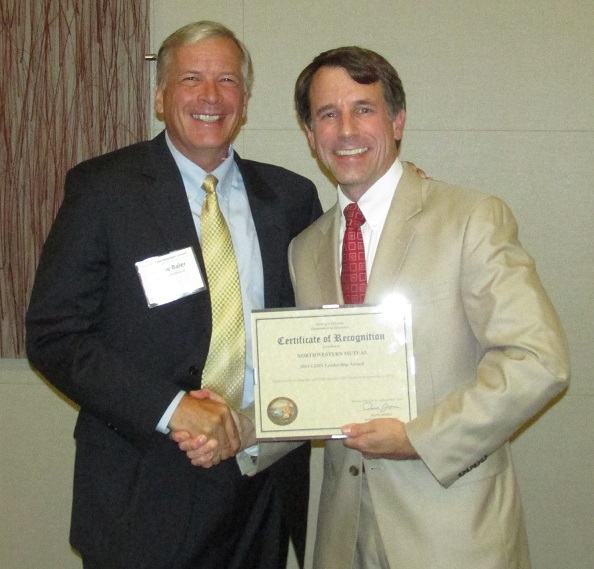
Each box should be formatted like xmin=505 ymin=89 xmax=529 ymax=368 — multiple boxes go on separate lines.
xmin=156 ymin=20 xmax=254 ymax=95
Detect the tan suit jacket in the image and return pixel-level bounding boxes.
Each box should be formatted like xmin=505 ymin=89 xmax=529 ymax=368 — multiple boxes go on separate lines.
xmin=288 ymin=163 xmax=570 ymax=569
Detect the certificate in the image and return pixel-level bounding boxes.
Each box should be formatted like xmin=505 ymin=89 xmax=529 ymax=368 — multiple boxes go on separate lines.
xmin=251 ymin=302 xmax=416 ymax=440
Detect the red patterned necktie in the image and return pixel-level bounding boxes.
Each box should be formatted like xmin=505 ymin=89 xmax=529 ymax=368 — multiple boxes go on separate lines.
xmin=341 ymin=203 xmax=367 ymax=304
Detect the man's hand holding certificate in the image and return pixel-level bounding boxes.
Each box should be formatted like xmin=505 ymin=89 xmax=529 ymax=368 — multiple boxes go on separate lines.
xmin=251 ymin=303 xmax=416 ymax=440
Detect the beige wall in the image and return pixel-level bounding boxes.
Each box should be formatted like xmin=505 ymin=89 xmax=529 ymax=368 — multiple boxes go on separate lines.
xmin=2 ymin=1 xmax=592 ymax=568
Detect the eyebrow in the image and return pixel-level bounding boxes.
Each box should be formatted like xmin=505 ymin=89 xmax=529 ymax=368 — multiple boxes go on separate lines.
xmin=314 ymin=104 xmax=337 ymax=116
xmin=314 ymin=98 xmax=377 ymax=117
xmin=179 ymin=68 xmax=241 ymax=77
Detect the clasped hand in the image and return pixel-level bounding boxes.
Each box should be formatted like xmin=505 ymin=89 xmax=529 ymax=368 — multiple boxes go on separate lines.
xmin=170 ymin=389 xmax=255 ymax=468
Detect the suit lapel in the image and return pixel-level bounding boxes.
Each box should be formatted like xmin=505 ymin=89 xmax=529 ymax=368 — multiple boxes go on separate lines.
xmin=365 ymin=163 xmax=423 ymax=304
xmin=140 ymin=133 xmax=205 ymax=273
xmin=141 ymin=133 xmax=201 ymax=248
xmin=237 ymin=155 xmax=287 ymax=308
xmin=315 ymin=203 xmax=344 ymax=303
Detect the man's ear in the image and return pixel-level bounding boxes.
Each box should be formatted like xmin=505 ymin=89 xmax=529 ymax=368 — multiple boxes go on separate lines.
xmin=393 ymin=109 xmax=406 ymax=142
xmin=241 ymin=90 xmax=249 ymax=121
xmin=155 ymin=87 xmax=164 ymax=116
xmin=305 ymin=124 xmax=316 ymax=151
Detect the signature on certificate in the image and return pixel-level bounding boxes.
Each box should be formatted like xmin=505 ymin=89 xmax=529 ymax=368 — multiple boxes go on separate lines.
xmin=362 ymin=400 xmax=398 ymax=412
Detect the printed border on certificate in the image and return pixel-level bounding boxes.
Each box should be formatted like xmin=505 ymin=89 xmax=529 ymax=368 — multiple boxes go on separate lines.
xmin=252 ymin=301 xmax=416 ymax=440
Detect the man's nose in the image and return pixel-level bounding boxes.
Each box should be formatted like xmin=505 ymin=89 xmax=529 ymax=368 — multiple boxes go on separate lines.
xmin=339 ymin=113 xmax=357 ymax=137
xmin=200 ymin=79 xmax=221 ymax=104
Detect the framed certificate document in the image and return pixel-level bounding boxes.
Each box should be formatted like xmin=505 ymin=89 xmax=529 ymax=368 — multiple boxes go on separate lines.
xmin=251 ymin=302 xmax=416 ymax=440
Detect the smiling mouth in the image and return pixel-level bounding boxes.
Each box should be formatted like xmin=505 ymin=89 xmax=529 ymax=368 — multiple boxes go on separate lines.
xmin=336 ymin=148 xmax=368 ymax=156
xmin=192 ymin=114 xmax=221 ymax=123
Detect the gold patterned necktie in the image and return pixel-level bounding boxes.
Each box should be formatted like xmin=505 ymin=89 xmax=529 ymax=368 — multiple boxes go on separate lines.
xmin=200 ymin=174 xmax=246 ymax=409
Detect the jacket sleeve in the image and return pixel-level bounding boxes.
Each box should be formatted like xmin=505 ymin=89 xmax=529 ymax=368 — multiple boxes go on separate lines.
xmin=26 ymin=165 xmax=183 ymax=442
xmin=405 ymin=195 xmax=570 ymax=487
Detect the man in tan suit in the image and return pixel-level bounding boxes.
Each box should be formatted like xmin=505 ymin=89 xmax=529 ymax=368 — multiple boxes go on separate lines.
xmin=289 ymin=46 xmax=570 ymax=569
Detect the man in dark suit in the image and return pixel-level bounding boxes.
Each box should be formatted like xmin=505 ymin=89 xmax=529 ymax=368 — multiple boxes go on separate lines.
xmin=26 ymin=20 xmax=321 ymax=569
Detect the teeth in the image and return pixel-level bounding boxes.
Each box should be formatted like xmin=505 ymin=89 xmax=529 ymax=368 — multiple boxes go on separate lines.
xmin=192 ymin=114 xmax=221 ymax=122
xmin=336 ymin=148 xmax=367 ymax=156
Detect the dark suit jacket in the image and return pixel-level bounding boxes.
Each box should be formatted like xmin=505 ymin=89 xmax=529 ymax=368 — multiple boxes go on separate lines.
xmin=26 ymin=132 xmax=322 ymax=569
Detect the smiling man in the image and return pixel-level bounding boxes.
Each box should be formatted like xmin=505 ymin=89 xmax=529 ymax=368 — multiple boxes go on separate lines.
xmin=289 ymin=46 xmax=569 ymax=569
xmin=154 ymin=34 xmax=248 ymax=171
xmin=26 ymin=21 xmax=321 ymax=569
xmin=302 ymin=64 xmax=405 ymax=204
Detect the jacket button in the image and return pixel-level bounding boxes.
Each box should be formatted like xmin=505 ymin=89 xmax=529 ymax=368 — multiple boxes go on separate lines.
xmin=349 ymin=465 xmax=359 ymax=476
xmin=188 ymin=366 xmax=200 ymax=375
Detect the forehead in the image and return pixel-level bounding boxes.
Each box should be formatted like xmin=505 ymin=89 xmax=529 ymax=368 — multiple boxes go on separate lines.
xmin=171 ymin=36 xmax=244 ymax=71
xmin=309 ymin=66 xmax=385 ymax=107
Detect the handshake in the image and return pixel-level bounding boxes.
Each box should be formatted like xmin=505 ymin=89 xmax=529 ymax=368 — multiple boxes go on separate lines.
xmin=168 ymin=389 xmax=256 ymax=468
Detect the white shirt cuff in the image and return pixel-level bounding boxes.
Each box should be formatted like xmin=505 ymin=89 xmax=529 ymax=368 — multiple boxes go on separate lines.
xmin=156 ymin=390 xmax=186 ymax=434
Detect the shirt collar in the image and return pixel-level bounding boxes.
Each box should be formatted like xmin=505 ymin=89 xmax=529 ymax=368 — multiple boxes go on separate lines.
xmin=338 ymin=158 xmax=404 ymax=229
xmin=164 ymin=131 xmax=235 ymax=201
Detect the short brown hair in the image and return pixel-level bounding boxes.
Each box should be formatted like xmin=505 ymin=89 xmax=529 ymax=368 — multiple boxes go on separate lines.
xmin=295 ymin=46 xmax=406 ymax=127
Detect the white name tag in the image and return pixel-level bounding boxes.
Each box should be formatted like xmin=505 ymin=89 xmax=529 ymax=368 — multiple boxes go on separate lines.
xmin=135 ymin=247 xmax=205 ymax=308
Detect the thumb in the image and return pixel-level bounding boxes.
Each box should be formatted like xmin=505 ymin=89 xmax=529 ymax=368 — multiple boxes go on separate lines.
xmin=188 ymin=388 xmax=225 ymax=403
xmin=341 ymin=422 xmax=366 ymax=437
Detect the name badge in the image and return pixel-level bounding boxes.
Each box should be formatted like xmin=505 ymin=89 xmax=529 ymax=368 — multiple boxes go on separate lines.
xmin=135 ymin=247 xmax=205 ymax=308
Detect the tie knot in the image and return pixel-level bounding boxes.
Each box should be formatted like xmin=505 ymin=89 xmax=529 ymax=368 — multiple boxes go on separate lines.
xmin=344 ymin=203 xmax=366 ymax=229
xmin=202 ymin=174 xmax=218 ymax=195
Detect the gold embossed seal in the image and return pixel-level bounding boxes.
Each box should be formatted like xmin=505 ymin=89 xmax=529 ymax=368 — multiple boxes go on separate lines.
xmin=267 ymin=397 xmax=298 ymax=426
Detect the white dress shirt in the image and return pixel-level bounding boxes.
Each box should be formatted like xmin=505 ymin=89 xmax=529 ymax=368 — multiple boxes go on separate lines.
xmin=337 ymin=158 xmax=404 ymax=276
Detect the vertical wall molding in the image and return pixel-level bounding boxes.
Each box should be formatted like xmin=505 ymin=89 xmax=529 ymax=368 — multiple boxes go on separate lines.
xmin=1 ymin=0 xmax=150 ymax=357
